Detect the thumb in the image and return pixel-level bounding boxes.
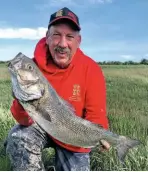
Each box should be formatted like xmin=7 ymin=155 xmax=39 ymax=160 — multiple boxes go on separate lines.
xmin=100 ymin=139 xmax=111 ymax=150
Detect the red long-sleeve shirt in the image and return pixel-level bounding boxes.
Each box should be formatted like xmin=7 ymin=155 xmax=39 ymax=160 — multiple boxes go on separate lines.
xmin=11 ymin=37 xmax=109 ymax=153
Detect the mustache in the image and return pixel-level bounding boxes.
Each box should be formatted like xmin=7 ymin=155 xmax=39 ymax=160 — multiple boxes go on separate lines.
xmin=54 ymin=46 xmax=70 ymax=54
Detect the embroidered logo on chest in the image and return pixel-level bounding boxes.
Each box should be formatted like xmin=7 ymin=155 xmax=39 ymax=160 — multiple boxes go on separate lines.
xmin=69 ymin=84 xmax=81 ymax=101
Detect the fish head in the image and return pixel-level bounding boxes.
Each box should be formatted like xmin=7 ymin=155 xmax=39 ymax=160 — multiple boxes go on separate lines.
xmin=8 ymin=52 xmax=45 ymax=102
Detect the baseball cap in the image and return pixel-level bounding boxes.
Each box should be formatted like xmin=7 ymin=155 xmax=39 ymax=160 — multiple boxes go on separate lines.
xmin=48 ymin=7 xmax=81 ymax=31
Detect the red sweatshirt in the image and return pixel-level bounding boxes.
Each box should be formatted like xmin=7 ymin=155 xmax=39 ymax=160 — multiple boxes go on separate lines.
xmin=11 ymin=37 xmax=109 ymax=153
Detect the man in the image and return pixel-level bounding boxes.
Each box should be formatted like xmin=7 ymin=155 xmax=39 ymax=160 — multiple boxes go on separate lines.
xmin=6 ymin=7 xmax=110 ymax=171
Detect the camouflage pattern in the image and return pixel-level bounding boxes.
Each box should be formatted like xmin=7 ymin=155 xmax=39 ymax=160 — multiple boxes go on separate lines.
xmin=5 ymin=124 xmax=90 ymax=171
xmin=55 ymin=146 xmax=90 ymax=171
xmin=5 ymin=124 xmax=50 ymax=171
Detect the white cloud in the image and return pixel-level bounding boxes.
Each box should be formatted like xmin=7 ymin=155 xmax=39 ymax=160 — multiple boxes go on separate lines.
xmin=120 ymin=55 xmax=135 ymax=60
xmin=0 ymin=27 xmax=47 ymax=40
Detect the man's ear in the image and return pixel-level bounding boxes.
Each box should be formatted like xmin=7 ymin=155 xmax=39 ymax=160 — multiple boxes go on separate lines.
xmin=77 ymin=34 xmax=81 ymax=46
xmin=46 ymin=31 xmax=49 ymax=45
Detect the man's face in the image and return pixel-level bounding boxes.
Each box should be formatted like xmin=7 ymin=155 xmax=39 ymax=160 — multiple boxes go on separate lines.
xmin=46 ymin=23 xmax=81 ymax=68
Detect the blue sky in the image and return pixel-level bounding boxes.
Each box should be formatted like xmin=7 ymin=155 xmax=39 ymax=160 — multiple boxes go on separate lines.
xmin=0 ymin=0 xmax=148 ymax=62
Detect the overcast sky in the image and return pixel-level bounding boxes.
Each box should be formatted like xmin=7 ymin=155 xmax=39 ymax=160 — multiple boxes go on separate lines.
xmin=0 ymin=0 xmax=148 ymax=62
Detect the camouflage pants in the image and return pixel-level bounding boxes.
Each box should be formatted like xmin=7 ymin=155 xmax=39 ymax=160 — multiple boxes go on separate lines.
xmin=5 ymin=124 xmax=90 ymax=171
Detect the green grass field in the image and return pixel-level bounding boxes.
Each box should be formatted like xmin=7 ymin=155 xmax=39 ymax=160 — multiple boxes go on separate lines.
xmin=0 ymin=64 xmax=148 ymax=171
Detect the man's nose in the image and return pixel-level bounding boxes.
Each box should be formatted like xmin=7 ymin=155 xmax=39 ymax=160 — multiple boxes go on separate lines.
xmin=58 ymin=36 xmax=67 ymax=48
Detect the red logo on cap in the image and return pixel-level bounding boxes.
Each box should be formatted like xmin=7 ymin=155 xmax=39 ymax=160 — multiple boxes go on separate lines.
xmin=67 ymin=12 xmax=77 ymax=23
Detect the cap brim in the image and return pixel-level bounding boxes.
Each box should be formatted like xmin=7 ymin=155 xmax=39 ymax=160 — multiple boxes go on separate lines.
xmin=48 ymin=16 xmax=81 ymax=31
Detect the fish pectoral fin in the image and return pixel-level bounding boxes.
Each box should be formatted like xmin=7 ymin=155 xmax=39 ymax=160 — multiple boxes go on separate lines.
xmin=116 ymin=137 xmax=141 ymax=163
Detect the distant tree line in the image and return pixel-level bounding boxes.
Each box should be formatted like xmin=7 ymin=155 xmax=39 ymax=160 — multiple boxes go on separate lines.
xmin=0 ymin=60 xmax=9 ymax=64
xmin=0 ymin=58 xmax=148 ymax=65
xmin=97 ymin=58 xmax=148 ymax=65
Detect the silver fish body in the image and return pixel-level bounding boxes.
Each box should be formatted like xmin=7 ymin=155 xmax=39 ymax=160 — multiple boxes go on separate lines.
xmin=8 ymin=52 xmax=141 ymax=163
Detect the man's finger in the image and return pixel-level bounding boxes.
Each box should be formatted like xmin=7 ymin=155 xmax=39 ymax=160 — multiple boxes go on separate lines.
xmin=100 ymin=139 xmax=111 ymax=150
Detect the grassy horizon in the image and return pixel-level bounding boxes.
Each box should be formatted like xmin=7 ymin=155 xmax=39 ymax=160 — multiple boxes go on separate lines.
xmin=0 ymin=65 xmax=148 ymax=171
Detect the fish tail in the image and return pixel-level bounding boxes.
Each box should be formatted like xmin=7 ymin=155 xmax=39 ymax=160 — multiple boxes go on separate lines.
xmin=116 ymin=136 xmax=141 ymax=163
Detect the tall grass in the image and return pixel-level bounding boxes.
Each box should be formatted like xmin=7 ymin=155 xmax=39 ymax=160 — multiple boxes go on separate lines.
xmin=0 ymin=65 xmax=148 ymax=170
xmin=0 ymin=66 xmax=15 ymax=171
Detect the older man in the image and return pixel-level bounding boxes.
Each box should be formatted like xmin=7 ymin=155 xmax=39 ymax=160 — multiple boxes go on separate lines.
xmin=6 ymin=7 xmax=110 ymax=171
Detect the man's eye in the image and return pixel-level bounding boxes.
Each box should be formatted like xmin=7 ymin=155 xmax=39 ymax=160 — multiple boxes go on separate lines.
xmin=53 ymin=33 xmax=60 ymax=36
xmin=67 ymin=35 xmax=74 ymax=38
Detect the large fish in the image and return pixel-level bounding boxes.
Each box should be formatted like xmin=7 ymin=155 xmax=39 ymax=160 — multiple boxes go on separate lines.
xmin=8 ymin=52 xmax=141 ymax=163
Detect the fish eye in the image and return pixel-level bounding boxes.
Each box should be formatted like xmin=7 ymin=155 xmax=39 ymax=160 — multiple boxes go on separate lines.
xmin=26 ymin=64 xmax=34 ymax=70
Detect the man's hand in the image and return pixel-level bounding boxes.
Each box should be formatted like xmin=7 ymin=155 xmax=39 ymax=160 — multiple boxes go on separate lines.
xmin=100 ymin=139 xmax=111 ymax=152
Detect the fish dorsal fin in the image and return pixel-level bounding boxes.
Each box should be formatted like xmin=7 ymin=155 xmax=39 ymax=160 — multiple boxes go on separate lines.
xmin=48 ymin=83 xmax=76 ymax=113
xmin=59 ymin=97 xmax=76 ymax=113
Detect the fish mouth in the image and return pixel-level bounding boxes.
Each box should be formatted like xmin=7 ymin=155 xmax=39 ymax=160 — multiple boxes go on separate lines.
xmin=8 ymin=52 xmax=25 ymax=74
xmin=8 ymin=64 xmax=43 ymax=102
xmin=11 ymin=76 xmax=43 ymax=102
xmin=18 ymin=73 xmax=39 ymax=86
xmin=8 ymin=61 xmax=39 ymax=86
xmin=8 ymin=53 xmax=45 ymax=101
xmin=8 ymin=61 xmax=18 ymax=76
xmin=8 ymin=63 xmax=15 ymax=73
